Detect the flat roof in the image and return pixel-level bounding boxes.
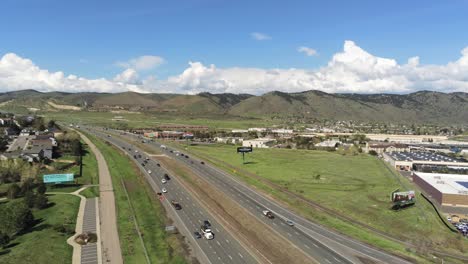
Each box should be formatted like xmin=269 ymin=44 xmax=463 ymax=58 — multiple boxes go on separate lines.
xmin=387 ymin=151 xmax=467 ymax=163
xmin=414 ymin=172 xmax=468 ymax=195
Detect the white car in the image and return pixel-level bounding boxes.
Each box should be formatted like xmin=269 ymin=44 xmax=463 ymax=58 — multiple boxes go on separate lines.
xmin=162 ymin=179 xmax=167 ymax=184
xmin=162 ymin=188 xmax=167 ymax=193
xmin=148 ymin=170 xmax=152 ymax=174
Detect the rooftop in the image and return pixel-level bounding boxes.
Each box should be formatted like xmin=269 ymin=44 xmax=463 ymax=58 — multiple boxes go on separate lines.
xmin=414 ymin=172 xmax=468 ymax=195
xmin=388 ymin=151 xmax=467 ymax=163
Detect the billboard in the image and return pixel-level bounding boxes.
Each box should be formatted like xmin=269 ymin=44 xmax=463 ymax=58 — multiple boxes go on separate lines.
xmin=237 ymin=147 xmax=253 ymax=153
xmin=391 ymin=190 xmax=416 ymax=207
xmin=43 ymin=173 xmax=74 ymax=184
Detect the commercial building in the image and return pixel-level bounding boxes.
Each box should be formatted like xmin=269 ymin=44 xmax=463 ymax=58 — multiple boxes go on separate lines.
xmin=242 ymin=138 xmax=276 ymax=148
xmin=365 ymin=142 xmax=410 ymax=154
xmin=314 ymin=139 xmax=341 ymax=148
xmin=413 ymin=172 xmax=468 ymax=208
xmin=383 ymin=151 xmax=468 ymax=171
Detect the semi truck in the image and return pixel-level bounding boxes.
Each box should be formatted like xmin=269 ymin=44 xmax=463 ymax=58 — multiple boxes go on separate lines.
xmin=263 ymin=210 xmax=274 ymax=219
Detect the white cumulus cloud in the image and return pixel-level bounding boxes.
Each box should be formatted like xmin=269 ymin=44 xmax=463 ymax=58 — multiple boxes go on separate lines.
xmin=116 ymin=55 xmax=165 ymax=71
xmin=298 ymin=46 xmax=318 ymax=56
xmin=250 ymin=32 xmax=271 ymax=41
xmin=1 ymin=41 xmax=468 ymax=95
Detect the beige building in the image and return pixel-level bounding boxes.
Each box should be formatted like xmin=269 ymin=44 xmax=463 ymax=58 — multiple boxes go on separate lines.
xmin=242 ymin=138 xmax=276 ymax=148
xmin=383 ymin=151 xmax=468 ymax=171
xmin=413 ymin=172 xmax=468 ymax=207
xmin=365 ymin=142 xmax=409 ymax=154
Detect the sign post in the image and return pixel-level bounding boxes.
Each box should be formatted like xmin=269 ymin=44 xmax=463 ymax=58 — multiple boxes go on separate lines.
xmin=237 ymin=146 xmax=253 ymax=164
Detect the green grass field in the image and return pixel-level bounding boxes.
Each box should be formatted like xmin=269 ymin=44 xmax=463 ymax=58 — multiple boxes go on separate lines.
xmin=0 ymin=194 xmax=80 ymax=264
xmin=45 ymin=110 xmax=278 ymax=130
xmin=181 ymin=143 xmax=468 ymax=260
xmin=86 ymin=132 xmax=187 ymax=264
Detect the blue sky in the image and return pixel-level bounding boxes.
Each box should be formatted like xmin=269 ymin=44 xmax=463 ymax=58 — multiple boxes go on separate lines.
xmin=1 ymin=0 xmax=468 ymax=94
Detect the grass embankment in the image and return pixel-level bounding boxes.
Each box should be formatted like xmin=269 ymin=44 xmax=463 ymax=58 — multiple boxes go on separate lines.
xmin=85 ymin=132 xmax=187 ymax=264
xmin=0 ymin=194 xmax=80 ymax=264
xmin=179 ymin=143 xmax=468 ymax=262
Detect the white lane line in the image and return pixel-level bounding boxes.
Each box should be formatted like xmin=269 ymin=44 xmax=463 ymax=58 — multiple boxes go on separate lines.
xmin=216 ymin=228 xmax=220 ymax=232
xmin=312 ymin=243 xmax=319 ymax=248
xmin=238 ymin=253 xmax=244 ymax=258
xmin=334 ymin=257 xmax=342 ymax=263
xmin=216 ymin=241 xmax=221 ymax=246
xmin=228 ymin=255 xmax=233 ymax=260
xmin=272 ymin=222 xmax=278 ymax=226
xmin=225 ymin=239 xmax=230 ymax=243
xmin=304 ymin=244 xmax=310 ymax=249
xmin=295 ymin=231 xmax=300 ymax=235
xmin=325 ymin=259 xmax=332 ymax=264
xmin=287 ymin=232 xmax=292 ymax=237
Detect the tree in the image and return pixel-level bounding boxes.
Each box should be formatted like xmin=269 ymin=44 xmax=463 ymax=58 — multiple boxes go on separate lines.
xmin=369 ymin=150 xmax=378 ymax=156
xmin=7 ymin=183 xmax=20 ymax=199
xmin=24 ymin=190 xmax=36 ymax=208
xmin=20 ymin=178 xmax=35 ymax=195
xmin=37 ymin=183 xmax=47 ymax=195
xmin=34 ymin=194 xmax=48 ymax=209
xmin=0 ymin=233 xmax=10 ymax=248
xmin=47 ymin=120 xmax=56 ymax=128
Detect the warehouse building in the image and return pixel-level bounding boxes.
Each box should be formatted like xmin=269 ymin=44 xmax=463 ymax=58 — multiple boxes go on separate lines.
xmin=383 ymin=151 xmax=468 ymax=171
xmin=413 ymin=172 xmax=468 ymax=208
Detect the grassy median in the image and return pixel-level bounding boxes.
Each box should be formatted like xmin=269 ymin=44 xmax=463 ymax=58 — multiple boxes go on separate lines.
xmin=177 ymin=143 xmax=468 ymax=262
xmin=85 ymin=132 xmax=188 ymax=264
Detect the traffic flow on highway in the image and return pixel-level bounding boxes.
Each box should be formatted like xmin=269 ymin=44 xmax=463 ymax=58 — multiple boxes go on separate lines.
xmin=85 ymin=126 xmax=412 ymax=264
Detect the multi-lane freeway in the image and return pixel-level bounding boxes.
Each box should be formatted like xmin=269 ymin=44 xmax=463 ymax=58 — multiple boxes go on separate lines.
xmin=86 ymin=126 xmax=413 ymax=264
xmin=86 ymin=127 xmax=257 ymax=264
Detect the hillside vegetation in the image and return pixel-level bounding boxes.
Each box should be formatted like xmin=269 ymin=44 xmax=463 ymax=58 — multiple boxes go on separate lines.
xmin=1 ymin=89 xmax=467 ymax=124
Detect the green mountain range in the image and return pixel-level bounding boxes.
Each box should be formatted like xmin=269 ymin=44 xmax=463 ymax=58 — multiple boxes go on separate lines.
xmin=1 ymin=89 xmax=467 ymax=124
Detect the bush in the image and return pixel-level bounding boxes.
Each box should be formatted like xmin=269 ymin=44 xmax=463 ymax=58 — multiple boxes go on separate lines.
xmin=369 ymin=150 xmax=378 ymax=156
xmin=0 ymin=200 xmax=35 ymax=235
xmin=0 ymin=232 xmax=10 ymax=248
xmin=7 ymin=183 xmax=21 ymax=199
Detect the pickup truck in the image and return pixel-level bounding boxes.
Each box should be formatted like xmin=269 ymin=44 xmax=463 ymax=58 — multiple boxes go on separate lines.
xmin=263 ymin=210 xmax=274 ymax=219
xmin=200 ymin=224 xmax=214 ymax=240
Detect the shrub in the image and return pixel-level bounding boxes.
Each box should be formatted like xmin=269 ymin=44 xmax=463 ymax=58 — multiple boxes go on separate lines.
xmin=7 ymin=183 xmax=21 ymax=199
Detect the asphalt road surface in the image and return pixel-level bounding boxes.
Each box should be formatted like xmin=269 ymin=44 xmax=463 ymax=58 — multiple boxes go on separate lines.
xmin=115 ymin=129 xmax=414 ymax=264
xmin=86 ymin=128 xmax=258 ymax=264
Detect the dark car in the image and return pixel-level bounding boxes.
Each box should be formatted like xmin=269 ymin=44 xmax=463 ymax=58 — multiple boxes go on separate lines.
xmin=133 ymin=155 xmax=137 ymax=159
xmin=200 ymin=161 xmax=205 ymax=165
xmin=185 ymin=155 xmax=189 ymax=158
xmin=171 ymin=201 xmax=182 ymax=210
xmin=156 ymin=163 xmax=160 ymax=167
xmin=141 ymin=163 xmax=145 ymax=167
xmin=164 ymin=174 xmax=170 ymax=180
xmin=203 ymin=220 xmax=211 ymax=228
xmin=194 ymin=231 xmax=202 ymax=239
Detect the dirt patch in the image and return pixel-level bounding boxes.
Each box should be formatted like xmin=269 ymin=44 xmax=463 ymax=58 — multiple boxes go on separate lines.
xmin=158 ymin=156 xmax=316 ymax=264
xmin=47 ymin=101 xmax=82 ymax=111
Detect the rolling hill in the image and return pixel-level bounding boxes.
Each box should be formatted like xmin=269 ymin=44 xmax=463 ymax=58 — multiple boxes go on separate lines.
xmin=0 ymin=89 xmax=466 ymax=124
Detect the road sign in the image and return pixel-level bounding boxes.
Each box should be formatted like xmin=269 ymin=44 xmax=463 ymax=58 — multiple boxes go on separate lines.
xmin=237 ymin=146 xmax=253 ymax=153
xmin=43 ymin=173 xmax=74 ymax=184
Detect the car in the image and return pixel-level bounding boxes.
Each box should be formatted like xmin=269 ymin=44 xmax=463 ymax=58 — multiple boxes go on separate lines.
xmin=148 ymin=170 xmax=152 ymax=174
xmin=135 ymin=150 xmax=139 ymax=153
xmin=201 ymin=161 xmax=205 ymax=165
xmin=185 ymin=155 xmax=189 ymax=159
xmin=460 ymin=218 xmax=468 ymax=223
xmin=162 ymin=179 xmax=167 ymax=184
xmin=164 ymin=174 xmax=170 ymax=180
xmin=156 ymin=163 xmax=160 ymax=167
xmin=162 ymin=188 xmax=167 ymax=193
xmin=171 ymin=200 xmax=182 ymax=210
xmin=263 ymin=210 xmax=274 ymax=219
xmin=194 ymin=231 xmax=202 ymax=239
xmin=134 ymin=155 xmax=137 ymax=159
xmin=203 ymin=220 xmax=211 ymax=228
xmin=286 ymin=220 xmax=294 ymax=226
xmin=141 ymin=163 xmax=145 ymax=167
xmin=138 ymin=154 xmax=142 ymax=158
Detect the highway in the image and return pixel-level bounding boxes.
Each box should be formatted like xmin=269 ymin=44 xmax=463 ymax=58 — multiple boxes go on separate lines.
xmin=113 ymin=129 xmax=414 ymax=264
xmin=84 ymin=128 xmax=258 ymax=264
